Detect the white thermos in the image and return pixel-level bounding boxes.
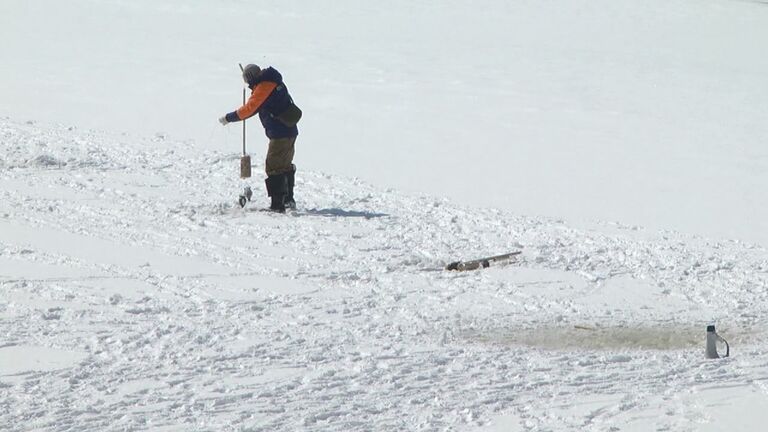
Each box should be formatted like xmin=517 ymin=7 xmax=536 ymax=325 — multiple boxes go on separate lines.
xmin=706 ymin=324 xmax=730 ymax=359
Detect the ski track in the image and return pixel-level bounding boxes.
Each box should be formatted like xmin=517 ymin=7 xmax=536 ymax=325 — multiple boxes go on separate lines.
xmin=1 ymin=118 xmax=768 ymax=431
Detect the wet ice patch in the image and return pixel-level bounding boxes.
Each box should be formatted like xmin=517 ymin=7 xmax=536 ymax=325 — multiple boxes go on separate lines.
xmin=465 ymin=325 xmax=705 ymax=351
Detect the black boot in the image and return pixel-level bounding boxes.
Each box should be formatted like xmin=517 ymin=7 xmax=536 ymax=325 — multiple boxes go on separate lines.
xmin=285 ymin=164 xmax=296 ymax=210
xmin=265 ymin=174 xmax=287 ymax=213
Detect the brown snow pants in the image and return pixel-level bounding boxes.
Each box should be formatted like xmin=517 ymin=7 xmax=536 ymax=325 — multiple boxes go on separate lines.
xmin=264 ymin=136 xmax=296 ymax=176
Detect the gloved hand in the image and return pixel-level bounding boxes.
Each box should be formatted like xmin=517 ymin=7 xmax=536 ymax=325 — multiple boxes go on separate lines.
xmin=218 ymin=116 xmax=228 ymax=125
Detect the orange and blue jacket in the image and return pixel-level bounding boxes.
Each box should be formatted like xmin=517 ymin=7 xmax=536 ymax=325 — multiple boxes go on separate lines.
xmin=225 ymin=67 xmax=298 ymax=139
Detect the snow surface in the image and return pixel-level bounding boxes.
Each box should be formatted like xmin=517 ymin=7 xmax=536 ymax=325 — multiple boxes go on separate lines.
xmin=2 ymin=0 xmax=768 ymax=430
xmin=2 ymin=119 xmax=768 ymax=430
xmin=1 ymin=0 xmax=767 ymax=245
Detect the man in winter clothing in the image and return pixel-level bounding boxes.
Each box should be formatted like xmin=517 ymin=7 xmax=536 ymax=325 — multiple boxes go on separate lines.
xmin=219 ymin=64 xmax=301 ymax=212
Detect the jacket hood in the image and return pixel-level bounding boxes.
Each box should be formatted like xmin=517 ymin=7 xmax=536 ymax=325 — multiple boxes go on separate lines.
xmin=254 ymin=67 xmax=282 ymax=86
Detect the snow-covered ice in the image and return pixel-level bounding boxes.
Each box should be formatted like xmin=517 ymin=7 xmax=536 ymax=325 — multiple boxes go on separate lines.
xmin=2 ymin=0 xmax=767 ymax=245
xmin=2 ymin=0 xmax=768 ymax=430
xmin=2 ymin=118 xmax=767 ymax=430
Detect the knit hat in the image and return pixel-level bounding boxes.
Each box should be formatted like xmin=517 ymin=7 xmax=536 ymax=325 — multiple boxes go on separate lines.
xmin=242 ymin=64 xmax=262 ymax=86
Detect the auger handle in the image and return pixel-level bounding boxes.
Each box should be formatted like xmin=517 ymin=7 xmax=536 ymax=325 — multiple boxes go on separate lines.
xmin=238 ymin=63 xmax=246 ymax=156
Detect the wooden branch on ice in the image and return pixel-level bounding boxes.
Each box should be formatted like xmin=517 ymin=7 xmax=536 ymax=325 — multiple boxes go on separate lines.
xmin=445 ymin=251 xmax=522 ymax=271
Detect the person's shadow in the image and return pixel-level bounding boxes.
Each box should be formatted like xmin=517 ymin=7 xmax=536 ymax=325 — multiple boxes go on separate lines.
xmin=301 ymin=208 xmax=388 ymax=219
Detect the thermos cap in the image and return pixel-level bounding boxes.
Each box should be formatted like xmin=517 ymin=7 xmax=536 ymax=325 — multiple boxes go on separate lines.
xmin=707 ymin=325 xmax=716 ymax=332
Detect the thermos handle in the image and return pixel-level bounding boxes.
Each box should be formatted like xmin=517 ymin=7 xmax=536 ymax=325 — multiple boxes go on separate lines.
xmin=718 ymin=335 xmax=730 ymax=357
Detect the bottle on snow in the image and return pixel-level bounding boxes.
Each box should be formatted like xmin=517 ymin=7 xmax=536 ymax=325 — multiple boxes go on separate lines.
xmin=705 ymin=324 xmax=730 ymax=359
